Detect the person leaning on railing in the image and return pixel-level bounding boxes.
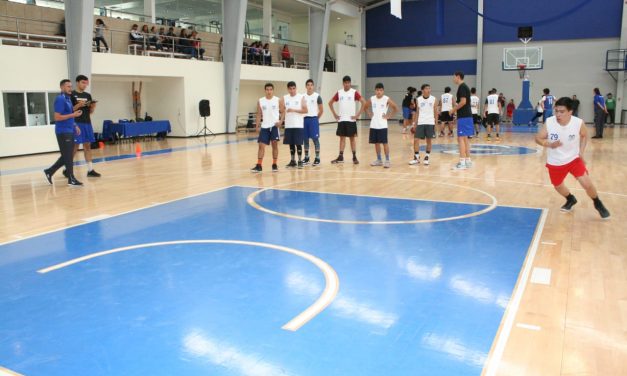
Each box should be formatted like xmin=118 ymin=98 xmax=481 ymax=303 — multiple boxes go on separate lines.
xmin=177 ymin=29 xmax=189 ymax=54
xmin=93 ymin=19 xmax=109 ymax=53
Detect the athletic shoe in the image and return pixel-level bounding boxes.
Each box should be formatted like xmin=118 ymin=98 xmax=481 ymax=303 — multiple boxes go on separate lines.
xmin=486 ymin=135 xmax=491 ymax=142
xmin=251 ymin=164 xmax=262 ymax=173
xmin=466 ymin=160 xmax=473 ymax=168
xmin=331 ymin=156 xmax=344 ymax=164
xmin=68 ymin=178 xmax=83 ymax=187
xmin=452 ymin=162 xmax=467 ymax=170
xmin=383 ymin=160 xmax=391 ymax=169
xmin=87 ymin=170 xmax=101 ymax=177
xmin=297 ymin=161 xmax=304 ymax=169
xmin=594 ymin=200 xmax=610 ymax=219
xmin=353 ymin=156 xmax=359 ymax=165
xmin=495 ymin=136 xmax=501 ymax=142
xmin=43 ymin=169 xmax=53 ymax=185
xmin=285 ymin=160 xmax=297 ymax=168
xmin=423 ymin=156 xmax=430 ymax=165
xmin=370 ymin=159 xmax=383 ymax=166
xmin=449 ymin=132 xmax=454 ymax=138
xmin=591 ymin=136 xmax=603 ymax=139
xmin=560 ymin=195 xmax=577 ymax=212
xmin=272 ymin=164 xmax=278 ymax=172
xmin=408 ymin=157 xmax=420 ymax=165
xmin=302 ymin=156 xmax=310 ymax=165
xmin=312 ymin=158 xmax=320 ymax=166
xmin=62 ymin=169 xmax=69 ymax=178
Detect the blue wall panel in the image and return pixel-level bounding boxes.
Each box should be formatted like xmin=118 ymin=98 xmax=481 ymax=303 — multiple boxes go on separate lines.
xmin=366 ymin=0 xmax=478 ymax=48
xmin=367 ymin=60 xmax=477 ymax=78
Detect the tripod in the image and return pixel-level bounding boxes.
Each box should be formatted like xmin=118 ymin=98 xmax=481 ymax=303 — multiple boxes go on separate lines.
xmin=197 ymin=116 xmax=215 ymax=137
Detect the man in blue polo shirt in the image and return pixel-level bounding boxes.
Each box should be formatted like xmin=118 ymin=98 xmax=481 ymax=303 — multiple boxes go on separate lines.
xmin=44 ymin=79 xmax=83 ymax=186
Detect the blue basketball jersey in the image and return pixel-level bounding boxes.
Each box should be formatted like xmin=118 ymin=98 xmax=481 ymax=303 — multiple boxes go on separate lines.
xmin=543 ymin=95 xmax=555 ymax=110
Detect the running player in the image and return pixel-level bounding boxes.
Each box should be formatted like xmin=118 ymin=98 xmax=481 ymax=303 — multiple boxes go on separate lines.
xmin=541 ymin=88 xmax=555 ymax=122
xmin=485 ymin=89 xmax=501 ymax=141
xmin=251 ymin=83 xmax=283 ymax=173
xmin=470 ymin=87 xmax=480 ymax=136
xmin=328 ymin=75 xmax=366 ymax=164
xmin=409 ymin=83 xmax=438 ymax=166
xmin=283 ymin=81 xmax=307 ymax=168
xmin=535 ymin=97 xmax=610 ymax=218
xmin=303 ymin=79 xmax=323 ymax=166
xmin=450 ymin=71 xmax=473 ymax=170
xmin=364 ymin=83 xmax=398 ymax=168
xmin=65 ymin=75 xmax=101 ymax=178
xmin=439 ymin=86 xmax=454 ymax=137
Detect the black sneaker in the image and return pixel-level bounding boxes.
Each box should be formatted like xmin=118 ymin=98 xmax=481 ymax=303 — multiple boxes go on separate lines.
xmin=297 ymin=161 xmax=304 ymax=169
xmin=87 ymin=170 xmax=101 ymax=178
xmin=302 ymin=156 xmax=310 ymax=165
xmin=353 ymin=156 xmax=359 ymax=165
xmin=62 ymin=169 xmax=69 ymax=178
xmin=251 ymin=164 xmax=262 ymax=173
xmin=594 ymin=200 xmax=611 ymax=219
xmin=560 ymin=195 xmax=577 ymax=212
xmin=286 ymin=160 xmax=297 ymax=168
xmin=272 ymin=164 xmax=278 ymax=172
xmin=312 ymin=158 xmax=320 ymax=166
xmin=331 ymin=156 xmax=344 ymax=164
xmin=43 ymin=169 xmax=53 ymax=185
xmin=68 ymin=178 xmax=83 ymax=187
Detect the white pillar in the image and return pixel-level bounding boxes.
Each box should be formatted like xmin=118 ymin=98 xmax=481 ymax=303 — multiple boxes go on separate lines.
xmin=223 ymin=0 xmax=248 ymax=133
xmin=64 ymin=0 xmax=94 ymax=82
xmin=309 ymin=5 xmax=331 ymax=92
xmin=616 ymin=1 xmax=627 ymax=124
xmin=476 ymin=0 xmax=483 ymax=99
xmin=144 ymin=0 xmax=156 ymax=24
xmin=263 ymin=0 xmax=272 ymax=39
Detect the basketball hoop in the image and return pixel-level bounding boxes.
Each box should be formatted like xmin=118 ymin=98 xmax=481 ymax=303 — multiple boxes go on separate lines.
xmin=517 ymin=63 xmax=527 ymax=79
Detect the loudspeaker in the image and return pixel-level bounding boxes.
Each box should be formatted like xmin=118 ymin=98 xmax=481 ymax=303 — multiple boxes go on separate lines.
xmin=199 ymin=99 xmax=210 ymax=117
xmin=517 ymin=26 xmax=533 ymax=39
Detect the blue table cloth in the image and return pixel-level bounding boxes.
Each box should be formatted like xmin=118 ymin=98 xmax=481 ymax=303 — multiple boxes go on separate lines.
xmin=102 ymin=120 xmax=171 ymax=139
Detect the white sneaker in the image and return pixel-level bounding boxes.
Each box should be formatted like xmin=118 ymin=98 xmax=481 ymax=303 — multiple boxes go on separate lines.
xmin=401 ymin=127 xmax=407 ymax=134
xmin=452 ymin=162 xmax=467 ymax=170
xmin=423 ymin=156 xmax=430 ymax=165
xmin=383 ymin=160 xmax=391 ymax=168
xmin=465 ymin=160 xmax=473 ymax=168
xmin=370 ymin=159 xmax=383 ymax=166
xmin=408 ymin=158 xmax=420 ymax=165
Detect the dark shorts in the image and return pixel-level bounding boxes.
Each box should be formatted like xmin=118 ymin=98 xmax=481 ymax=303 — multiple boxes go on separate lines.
xmin=473 ymin=114 xmax=481 ymax=124
xmin=304 ymin=117 xmax=320 ymax=140
xmin=74 ymin=123 xmax=95 ymax=144
xmin=487 ymin=113 xmax=500 ymax=125
xmin=457 ymin=117 xmax=474 ymax=137
xmin=283 ymin=128 xmax=304 ymax=145
xmin=402 ymin=107 xmax=413 ymax=120
xmin=415 ymin=124 xmax=435 ymax=140
xmin=258 ymin=126 xmax=280 ymax=145
xmin=369 ymin=128 xmax=388 ymax=144
xmin=439 ymin=111 xmax=453 ymax=122
xmin=337 ymin=121 xmax=357 ymax=137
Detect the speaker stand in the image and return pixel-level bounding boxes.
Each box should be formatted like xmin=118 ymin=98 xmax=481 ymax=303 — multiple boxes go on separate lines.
xmin=197 ymin=116 xmax=215 ymax=137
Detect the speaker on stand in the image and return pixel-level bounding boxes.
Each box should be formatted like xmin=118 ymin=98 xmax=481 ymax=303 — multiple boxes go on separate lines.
xmin=197 ymin=99 xmax=215 ymax=137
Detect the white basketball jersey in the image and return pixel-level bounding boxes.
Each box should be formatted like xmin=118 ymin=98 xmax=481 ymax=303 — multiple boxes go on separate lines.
xmin=546 ymin=115 xmax=582 ymax=166
xmin=259 ymin=96 xmax=279 ymax=128
xmin=369 ymin=95 xmax=389 ymax=129
xmin=417 ymin=95 xmax=436 ymax=125
xmin=284 ymin=93 xmax=304 ymax=128
xmin=537 ymin=100 xmax=544 ymax=113
xmin=337 ymin=89 xmax=358 ymax=122
xmin=470 ymin=95 xmax=479 ymax=115
xmin=304 ymin=92 xmax=320 ymax=117
xmin=486 ymin=94 xmax=499 ymax=114
xmin=441 ymin=93 xmax=453 ymax=111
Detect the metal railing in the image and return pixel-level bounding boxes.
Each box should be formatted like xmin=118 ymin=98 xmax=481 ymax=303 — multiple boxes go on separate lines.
xmin=241 ymin=45 xmax=309 ymax=69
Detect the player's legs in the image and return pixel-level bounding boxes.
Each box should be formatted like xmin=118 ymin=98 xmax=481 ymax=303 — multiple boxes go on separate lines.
xmin=349 ymin=136 xmax=356 ymax=152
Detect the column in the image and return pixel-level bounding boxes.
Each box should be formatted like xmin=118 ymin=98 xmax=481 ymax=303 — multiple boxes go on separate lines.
xmin=223 ymin=0 xmax=248 ymax=133
xmin=308 ymin=4 xmax=331 ymax=92
xmin=64 ymin=0 xmax=95 ymax=81
xmin=263 ymin=0 xmax=272 ymax=39
xmin=616 ymin=1 xmax=627 ymax=124
xmin=475 ymin=0 xmax=483 ymax=102
xmin=144 ymin=0 xmax=156 ymax=24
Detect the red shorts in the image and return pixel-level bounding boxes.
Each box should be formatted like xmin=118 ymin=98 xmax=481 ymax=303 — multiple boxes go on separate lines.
xmin=546 ymin=158 xmax=588 ymax=186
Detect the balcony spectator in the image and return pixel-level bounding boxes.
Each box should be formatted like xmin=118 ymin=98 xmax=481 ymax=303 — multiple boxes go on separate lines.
xmin=164 ymin=27 xmax=176 ymax=51
xmin=93 ymin=19 xmax=108 ymax=53
xmin=149 ymin=26 xmax=163 ymax=50
xmin=189 ymin=31 xmax=205 ymax=59
xmin=129 ymin=24 xmax=143 ymax=44
xmin=262 ymin=43 xmax=272 ymax=66
xmin=177 ymin=29 xmax=189 ymax=53
xmin=281 ymin=44 xmax=293 ymax=67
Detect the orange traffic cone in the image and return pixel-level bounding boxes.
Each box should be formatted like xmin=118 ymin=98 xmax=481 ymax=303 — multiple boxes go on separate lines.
xmin=135 ymin=142 xmax=142 ymax=158
xmin=99 ymin=141 xmax=104 ymax=149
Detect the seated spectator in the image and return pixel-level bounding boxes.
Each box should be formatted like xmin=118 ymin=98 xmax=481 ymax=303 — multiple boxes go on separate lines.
xmin=247 ymin=42 xmax=257 ymax=64
xmin=177 ymin=29 xmax=189 ymax=53
xmin=262 ymin=43 xmax=271 ymax=66
xmin=164 ymin=27 xmax=176 ymax=50
xmin=129 ymin=24 xmax=143 ymax=44
xmin=189 ymin=31 xmax=205 ymax=59
xmin=281 ymin=44 xmax=293 ymax=67
xmin=149 ymin=26 xmax=163 ymax=50
xmin=141 ymin=25 xmax=150 ymax=45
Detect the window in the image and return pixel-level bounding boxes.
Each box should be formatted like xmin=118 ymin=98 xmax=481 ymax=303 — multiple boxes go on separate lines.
xmin=3 ymin=93 xmax=26 ymax=128
xmin=47 ymin=93 xmax=57 ymax=125
xmin=3 ymin=92 xmax=57 ymax=128
xmin=26 ymin=93 xmax=48 ymax=126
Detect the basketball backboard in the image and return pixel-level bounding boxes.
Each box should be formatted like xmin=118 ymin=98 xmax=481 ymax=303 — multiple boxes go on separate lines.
xmin=503 ymin=46 xmax=543 ymax=70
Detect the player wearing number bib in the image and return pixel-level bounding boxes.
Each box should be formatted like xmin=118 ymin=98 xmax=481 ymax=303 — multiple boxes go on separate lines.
xmin=439 ymin=87 xmax=454 ymax=137
xmin=365 ymin=83 xmax=398 ymax=168
xmin=251 ymin=83 xmax=283 ymax=173
xmin=283 ymin=81 xmax=308 ymax=168
xmin=470 ymin=87 xmax=480 ymax=136
xmin=485 ymin=89 xmax=501 ymax=141
xmin=541 ymin=88 xmax=555 ymax=122
xmin=410 ymin=83 xmax=438 ymax=166
xmin=535 ymin=96 xmax=610 ymax=218
xmin=303 ymin=79 xmax=323 ymax=166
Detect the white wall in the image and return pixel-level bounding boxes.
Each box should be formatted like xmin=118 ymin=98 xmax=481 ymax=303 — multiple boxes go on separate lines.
xmin=90 ymin=78 xmax=139 ymax=131
xmin=327 ymin=16 xmax=361 ymax=57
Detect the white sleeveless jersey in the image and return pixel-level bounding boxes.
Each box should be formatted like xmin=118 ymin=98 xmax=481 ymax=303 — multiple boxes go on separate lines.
xmin=259 ymin=96 xmax=279 ymax=128
xmin=304 ymin=92 xmax=320 ymax=117
xmin=486 ymin=94 xmax=499 ymax=114
xmin=417 ymin=95 xmax=436 ymax=125
xmin=546 ymin=115 xmax=582 ymax=166
xmin=369 ymin=95 xmax=389 ymax=129
xmin=441 ymin=93 xmax=453 ymax=111
xmin=470 ymin=95 xmax=480 ymax=115
xmin=337 ymin=89 xmax=358 ymax=122
xmin=284 ymin=93 xmax=304 ymax=128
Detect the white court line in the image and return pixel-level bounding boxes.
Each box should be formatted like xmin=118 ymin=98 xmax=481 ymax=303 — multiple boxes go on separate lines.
xmin=0 ymin=366 xmax=23 ymax=376
xmin=82 ymin=214 xmax=112 ymax=222
xmin=37 ymin=240 xmax=339 ymax=332
xmin=541 ymin=241 xmax=557 ymax=245
xmin=483 ymin=208 xmax=548 ymax=376
xmin=515 ymin=323 xmax=541 ymax=331
xmin=0 ymin=185 xmax=236 ymax=247
xmin=530 ymin=267 xmax=552 ymax=285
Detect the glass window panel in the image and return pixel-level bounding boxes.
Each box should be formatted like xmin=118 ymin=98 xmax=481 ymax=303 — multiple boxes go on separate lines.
xmin=48 ymin=93 xmax=57 ymax=125
xmin=3 ymin=93 xmax=26 ymax=128
xmin=26 ymin=92 xmax=48 ymax=126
